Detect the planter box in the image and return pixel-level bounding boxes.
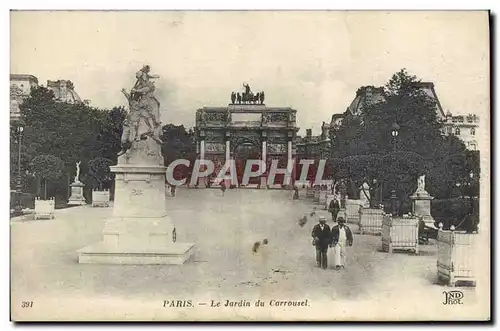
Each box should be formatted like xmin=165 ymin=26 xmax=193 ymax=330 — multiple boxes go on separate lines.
xmin=437 ymin=230 xmax=477 ymax=287
xmin=345 ymin=199 xmax=362 ymax=224
xmin=381 ymin=215 xmax=420 ymax=254
xmin=313 ymin=189 xmax=320 ymax=203
xmin=34 ymin=198 xmax=55 ymax=220
xmin=92 ymin=190 xmax=110 ymax=207
xmin=359 ymin=208 xmax=385 ymax=235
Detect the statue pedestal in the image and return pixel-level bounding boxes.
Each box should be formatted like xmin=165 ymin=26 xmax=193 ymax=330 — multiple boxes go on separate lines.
xmin=410 ymin=191 xmax=434 ymax=226
xmin=68 ymin=180 xmax=86 ymax=206
xmin=78 ymin=164 xmax=195 ymax=265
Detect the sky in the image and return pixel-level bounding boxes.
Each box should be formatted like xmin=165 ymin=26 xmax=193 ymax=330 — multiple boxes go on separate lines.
xmin=10 ymin=11 xmax=489 ymax=135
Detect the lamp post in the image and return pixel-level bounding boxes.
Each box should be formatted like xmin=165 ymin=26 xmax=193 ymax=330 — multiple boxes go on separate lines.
xmin=390 ymin=122 xmax=400 ymax=216
xmin=13 ymin=125 xmax=24 ymax=216
xmin=468 ymin=171 xmax=474 ymax=215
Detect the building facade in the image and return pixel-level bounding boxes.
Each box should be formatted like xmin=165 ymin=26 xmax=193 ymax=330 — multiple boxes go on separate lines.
xmin=328 ymin=82 xmax=479 ymax=150
xmin=10 ymin=75 xmax=84 ymax=122
xmin=296 ymin=122 xmax=331 ymax=160
xmin=441 ymin=113 xmax=479 ymax=151
xmin=10 ymin=74 xmax=39 ymax=121
xmin=47 ymin=80 xmax=82 ymax=104
xmin=194 ymin=89 xmax=298 ymax=186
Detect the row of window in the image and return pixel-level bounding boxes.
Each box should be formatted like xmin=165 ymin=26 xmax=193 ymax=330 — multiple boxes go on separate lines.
xmin=446 ymin=127 xmax=475 ymax=136
xmin=451 ymin=116 xmax=478 ymax=124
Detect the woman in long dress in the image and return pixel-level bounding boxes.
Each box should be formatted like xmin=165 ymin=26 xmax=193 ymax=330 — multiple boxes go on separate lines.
xmin=331 ymin=217 xmax=353 ymax=270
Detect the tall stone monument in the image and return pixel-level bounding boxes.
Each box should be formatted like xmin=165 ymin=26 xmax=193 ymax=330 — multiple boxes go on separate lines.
xmin=409 ymin=174 xmax=434 ymax=225
xmin=78 ymin=65 xmax=195 ymax=264
xmin=68 ymin=161 xmax=86 ymax=206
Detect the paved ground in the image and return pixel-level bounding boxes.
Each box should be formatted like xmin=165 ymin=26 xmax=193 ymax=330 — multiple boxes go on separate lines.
xmin=10 ymin=188 xmax=481 ymax=321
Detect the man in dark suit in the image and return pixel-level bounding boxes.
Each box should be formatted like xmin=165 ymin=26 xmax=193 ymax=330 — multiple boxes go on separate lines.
xmin=331 ymin=217 xmax=353 ymax=270
xmin=328 ymin=197 xmax=340 ymax=222
xmin=311 ymin=216 xmax=331 ymax=269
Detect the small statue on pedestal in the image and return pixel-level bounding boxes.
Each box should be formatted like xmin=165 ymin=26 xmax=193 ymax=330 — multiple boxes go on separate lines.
xmin=75 ymin=161 xmax=81 ymax=182
xmin=416 ymin=174 xmax=426 ymax=193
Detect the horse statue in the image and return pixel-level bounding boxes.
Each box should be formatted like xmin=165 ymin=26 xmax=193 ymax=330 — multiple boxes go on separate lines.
xmin=240 ymin=84 xmax=265 ymax=104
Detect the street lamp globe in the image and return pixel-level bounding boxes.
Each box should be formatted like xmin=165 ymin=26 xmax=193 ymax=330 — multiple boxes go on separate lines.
xmin=391 ymin=122 xmax=400 ymax=137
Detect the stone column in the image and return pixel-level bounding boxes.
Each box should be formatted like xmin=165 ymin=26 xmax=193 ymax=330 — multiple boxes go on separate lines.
xmin=225 ymin=140 xmax=230 ymax=162
xmin=262 ymin=140 xmax=267 ymax=164
xmin=287 ymin=140 xmax=293 ymax=188
xmin=200 ymin=140 xmax=205 ymax=160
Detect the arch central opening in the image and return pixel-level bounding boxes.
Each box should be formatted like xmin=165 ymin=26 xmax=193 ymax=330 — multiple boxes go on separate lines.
xmin=232 ymin=140 xmax=261 ymax=187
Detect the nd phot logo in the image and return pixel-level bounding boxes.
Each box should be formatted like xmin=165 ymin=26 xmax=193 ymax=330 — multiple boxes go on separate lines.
xmin=443 ymin=290 xmax=464 ymax=305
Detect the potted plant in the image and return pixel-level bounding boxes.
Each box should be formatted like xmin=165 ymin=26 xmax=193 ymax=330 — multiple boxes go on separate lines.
xmin=381 ymin=213 xmax=420 ymax=254
xmin=30 ymin=154 xmax=65 ymax=219
xmin=436 ymin=169 xmax=479 ymax=287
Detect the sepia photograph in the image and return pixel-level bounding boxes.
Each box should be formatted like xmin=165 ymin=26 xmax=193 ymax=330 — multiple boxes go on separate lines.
xmin=9 ymin=10 xmax=490 ymax=321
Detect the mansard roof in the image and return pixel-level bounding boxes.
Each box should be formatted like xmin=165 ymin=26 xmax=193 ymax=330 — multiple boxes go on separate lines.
xmin=10 ymin=74 xmax=39 ymax=84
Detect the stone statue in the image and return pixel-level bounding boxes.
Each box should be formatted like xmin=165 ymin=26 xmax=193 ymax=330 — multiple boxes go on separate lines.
xmin=132 ymin=65 xmax=159 ymax=100
xmin=259 ymin=91 xmax=265 ymax=104
xmin=118 ymin=65 xmax=163 ymax=162
xmin=242 ymin=83 xmax=254 ymax=104
xmin=417 ymin=174 xmax=426 ymax=193
xmin=237 ymin=93 xmax=242 ymax=104
xmin=243 ymin=83 xmax=252 ymax=95
xmin=75 ymin=161 xmax=81 ymax=181
xmin=231 ymin=92 xmax=236 ymax=104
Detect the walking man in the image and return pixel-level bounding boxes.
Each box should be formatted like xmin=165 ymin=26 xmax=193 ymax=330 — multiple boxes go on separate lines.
xmin=311 ymin=216 xmax=331 ymax=269
xmin=328 ymin=197 xmax=340 ymax=222
xmin=220 ymin=179 xmax=227 ymax=196
xmin=331 ymin=217 xmax=353 ymax=270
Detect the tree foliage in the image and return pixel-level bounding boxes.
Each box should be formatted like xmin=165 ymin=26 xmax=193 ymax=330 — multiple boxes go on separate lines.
xmin=86 ymin=157 xmax=114 ymax=189
xmin=13 ymin=86 xmax=125 ymax=195
xmin=161 ymin=124 xmax=196 ymax=166
xmin=11 ymin=86 xmax=126 ymax=200
xmin=330 ymin=69 xmax=479 ymax=203
xmin=30 ymin=154 xmax=65 ymax=199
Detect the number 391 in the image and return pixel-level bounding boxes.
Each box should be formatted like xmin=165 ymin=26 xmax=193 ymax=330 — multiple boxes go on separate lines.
xmin=21 ymin=301 xmax=33 ymax=308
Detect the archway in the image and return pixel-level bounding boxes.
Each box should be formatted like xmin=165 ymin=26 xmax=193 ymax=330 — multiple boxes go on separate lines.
xmin=232 ymin=140 xmax=261 ymax=187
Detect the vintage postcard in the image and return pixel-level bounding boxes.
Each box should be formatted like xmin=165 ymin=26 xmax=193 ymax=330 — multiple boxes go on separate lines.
xmin=9 ymin=10 xmax=490 ymax=321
